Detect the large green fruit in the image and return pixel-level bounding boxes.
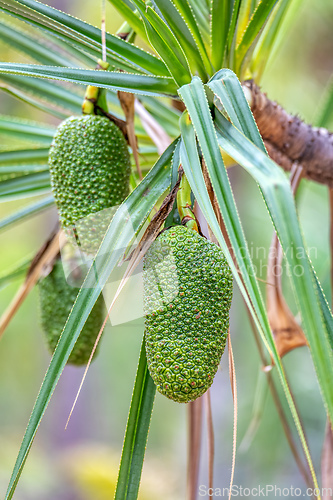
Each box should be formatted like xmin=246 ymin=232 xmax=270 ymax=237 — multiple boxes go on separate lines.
xmin=48 ymin=115 xmax=131 ymax=253
xmin=39 ymin=258 xmax=104 ymax=366
xmin=143 ymin=225 xmax=233 ymax=403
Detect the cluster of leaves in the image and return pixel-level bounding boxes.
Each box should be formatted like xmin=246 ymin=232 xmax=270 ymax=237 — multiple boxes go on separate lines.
xmin=0 ymin=0 xmax=332 ymax=499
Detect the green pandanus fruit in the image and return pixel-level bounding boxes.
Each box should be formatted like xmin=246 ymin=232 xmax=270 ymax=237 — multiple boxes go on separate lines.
xmin=39 ymin=257 xmax=105 ymax=366
xmin=48 ymin=62 xmax=131 ymax=254
xmin=143 ymin=174 xmax=233 ymax=403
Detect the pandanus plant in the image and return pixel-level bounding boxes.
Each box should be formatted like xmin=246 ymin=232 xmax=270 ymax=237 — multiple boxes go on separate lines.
xmin=0 ymin=0 xmax=332 ymax=498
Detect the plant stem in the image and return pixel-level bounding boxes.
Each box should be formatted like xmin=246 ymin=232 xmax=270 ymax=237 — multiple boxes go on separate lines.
xmin=177 ymin=173 xmax=199 ymax=232
xmin=82 ymin=59 xmax=109 ymax=115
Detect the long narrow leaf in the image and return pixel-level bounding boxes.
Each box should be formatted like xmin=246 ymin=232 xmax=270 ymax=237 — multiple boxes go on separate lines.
xmin=0 ymin=256 xmax=32 ymax=290
xmin=0 ymin=83 xmax=68 ymax=120
xmin=0 ymin=115 xmax=55 ymax=144
xmin=172 ymin=0 xmax=212 ymax=73
xmin=1 ymin=0 xmax=169 ymax=76
xmin=0 ymin=164 xmax=47 ymax=175
xmin=208 ymin=68 xmax=265 ymax=150
xmin=314 ymin=272 xmax=333 ymax=350
xmin=165 ymin=138 xmax=181 ymax=227
xmin=315 ymin=75 xmax=333 ymax=129
xmin=186 ymin=0 xmax=210 ymax=44
xmin=0 ymin=148 xmax=49 ymax=175
xmin=250 ymin=0 xmax=303 ymax=82
xmin=131 ymin=0 xmax=192 ymax=87
xmin=0 ymin=148 xmax=49 ymax=166
xmin=0 ymin=171 xmax=50 ymax=200
xmin=152 ymin=0 xmax=208 ymax=80
xmin=115 ymin=339 xmax=156 ymax=500
xmin=0 ymin=73 xmax=83 ymax=114
xmin=235 ymin=0 xmax=279 ymax=76
xmin=4 ymin=140 xmax=176 ymax=500
xmin=210 ymin=0 xmax=231 ymax=70
xmin=0 ymin=74 xmax=137 ymax=123
xmin=236 ymin=0 xmax=255 ymax=45
xmin=107 ymin=0 xmax=149 ymax=42
xmin=0 ymin=195 xmax=54 ymax=232
xmin=226 ymin=0 xmax=241 ymax=58
xmin=0 ymin=63 xmax=178 ymax=97
xmin=0 ymin=21 xmax=78 ymax=66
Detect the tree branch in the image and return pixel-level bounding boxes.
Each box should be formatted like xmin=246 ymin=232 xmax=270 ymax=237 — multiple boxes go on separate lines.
xmin=243 ymin=80 xmax=333 ymax=186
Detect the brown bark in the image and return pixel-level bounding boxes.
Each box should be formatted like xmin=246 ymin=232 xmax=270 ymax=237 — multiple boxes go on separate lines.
xmin=243 ymin=80 xmax=333 ymax=186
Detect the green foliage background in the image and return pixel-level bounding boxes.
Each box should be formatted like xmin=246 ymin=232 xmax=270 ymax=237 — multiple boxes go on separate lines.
xmin=0 ymin=0 xmax=332 ymax=498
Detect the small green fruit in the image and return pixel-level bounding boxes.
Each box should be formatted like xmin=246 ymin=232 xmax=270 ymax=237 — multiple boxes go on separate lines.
xmin=39 ymin=258 xmax=104 ymax=366
xmin=143 ymin=225 xmax=233 ymax=403
xmin=48 ymin=115 xmax=131 ymax=252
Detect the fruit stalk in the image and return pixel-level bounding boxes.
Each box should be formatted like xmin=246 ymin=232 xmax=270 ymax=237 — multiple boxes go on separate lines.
xmin=176 ymin=172 xmax=199 ymax=232
xmin=82 ymin=59 xmax=109 ymax=115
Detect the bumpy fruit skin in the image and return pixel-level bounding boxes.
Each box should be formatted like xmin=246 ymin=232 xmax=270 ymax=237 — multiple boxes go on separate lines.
xmin=48 ymin=115 xmax=131 ymax=252
xmin=39 ymin=259 xmax=104 ymax=366
xmin=143 ymin=226 xmax=233 ymax=403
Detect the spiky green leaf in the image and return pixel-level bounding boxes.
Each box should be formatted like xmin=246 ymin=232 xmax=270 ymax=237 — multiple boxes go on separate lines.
xmin=0 ymin=63 xmax=178 ymax=97
xmin=0 ymin=195 xmax=54 ymax=232
xmin=1 ymin=0 xmax=169 ymax=75
xmin=131 ymin=0 xmax=192 ymax=87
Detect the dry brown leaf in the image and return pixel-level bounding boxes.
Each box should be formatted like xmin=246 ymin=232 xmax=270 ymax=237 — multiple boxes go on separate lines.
xmin=266 ymin=232 xmax=308 ymax=358
xmin=124 ymin=167 xmax=183 ymax=272
xmin=267 ymin=164 xmax=307 ymax=359
xmin=172 ymin=99 xmax=186 ymax=113
xmin=118 ymin=91 xmax=142 ymax=179
xmin=0 ymin=228 xmax=66 ymax=338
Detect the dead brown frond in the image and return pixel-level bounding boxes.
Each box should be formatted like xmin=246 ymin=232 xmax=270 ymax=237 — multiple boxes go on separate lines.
xmin=0 ymin=228 xmax=66 ymax=338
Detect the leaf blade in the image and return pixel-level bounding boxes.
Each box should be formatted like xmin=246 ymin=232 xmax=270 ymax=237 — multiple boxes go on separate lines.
xmin=235 ymin=0 xmax=279 ymax=76
xmin=0 ymin=115 xmax=55 ymax=144
xmin=0 ymin=171 xmax=51 ymax=200
xmin=131 ymin=0 xmax=192 ymax=87
xmin=0 ymin=63 xmax=178 ymax=97
xmin=210 ymin=0 xmax=231 ymax=70
xmin=0 ymin=195 xmax=54 ymax=232
xmin=152 ymin=0 xmax=209 ymax=80
xmin=107 ymin=0 xmax=149 ymax=42
xmin=1 ymin=0 xmax=169 ymax=75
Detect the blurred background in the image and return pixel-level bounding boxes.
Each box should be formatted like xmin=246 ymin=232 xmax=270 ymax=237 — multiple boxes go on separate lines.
xmin=0 ymin=0 xmax=332 ymax=498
